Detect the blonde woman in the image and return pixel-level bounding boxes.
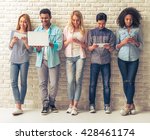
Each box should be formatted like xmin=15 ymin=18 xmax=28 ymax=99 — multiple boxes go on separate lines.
xmin=63 ymin=10 xmax=87 ymax=115
xmin=9 ymin=14 xmax=32 ymax=115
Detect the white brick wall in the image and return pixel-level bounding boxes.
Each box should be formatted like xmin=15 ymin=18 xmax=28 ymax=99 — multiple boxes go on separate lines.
xmin=0 ymin=0 xmax=150 ymax=111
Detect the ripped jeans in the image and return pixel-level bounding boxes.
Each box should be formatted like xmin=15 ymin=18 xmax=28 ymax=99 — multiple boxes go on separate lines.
xmin=118 ymin=58 xmax=139 ymax=104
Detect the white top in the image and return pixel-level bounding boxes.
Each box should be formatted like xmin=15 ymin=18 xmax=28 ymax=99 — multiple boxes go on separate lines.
xmin=63 ymin=26 xmax=86 ymax=58
xmin=43 ymin=30 xmax=49 ymax=60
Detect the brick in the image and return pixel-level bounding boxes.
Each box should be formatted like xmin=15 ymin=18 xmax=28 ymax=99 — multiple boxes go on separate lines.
xmin=0 ymin=0 xmax=149 ymax=111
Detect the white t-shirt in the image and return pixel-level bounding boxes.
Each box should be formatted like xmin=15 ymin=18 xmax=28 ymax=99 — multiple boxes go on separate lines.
xmin=72 ymin=32 xmax=82 ymax=57
xmin=43 ymin=30 xmax=49 ymax=60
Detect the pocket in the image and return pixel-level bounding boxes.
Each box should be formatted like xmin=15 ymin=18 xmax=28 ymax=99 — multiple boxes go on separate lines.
xmin=49 ymin=34 xmax=56 ymax=43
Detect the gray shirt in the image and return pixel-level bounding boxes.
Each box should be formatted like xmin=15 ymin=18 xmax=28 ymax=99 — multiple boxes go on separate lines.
xmin=9 ymin=30 xmax=33 ymax=64
xmin=87 ymin=27 xmax=116 ymax=64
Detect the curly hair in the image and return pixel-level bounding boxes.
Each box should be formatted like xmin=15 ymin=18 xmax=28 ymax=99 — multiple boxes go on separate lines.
xmin=117 ymin=7 xmax=142 ymax=28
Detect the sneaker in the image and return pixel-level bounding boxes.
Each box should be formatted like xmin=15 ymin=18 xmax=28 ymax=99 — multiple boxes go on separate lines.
xmin=41 ymin=106 xmax=49 ymax=115
xmin=130 ymin=104 xmax=136 ymax=115
xmin=71 ymin=107 xmax=78 ymax=115
xmin=50 ymin=105 xmax=58 ymax=113
xmin=12 ymin=109 xmax=23 ymax=116
xmin=104 ymin=106 xmax=111 ymax=114
xmin=89 ymin=105 xmax=96 ymax=113
xmin=66 ymin=105 xmax=72 ymax=114
xmin=120 ymin=107 xmax=130 ymax=116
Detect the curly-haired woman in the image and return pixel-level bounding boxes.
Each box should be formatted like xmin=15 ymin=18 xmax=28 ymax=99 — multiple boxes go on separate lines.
xmin=116 ymin=7 xmax=143 ymax=116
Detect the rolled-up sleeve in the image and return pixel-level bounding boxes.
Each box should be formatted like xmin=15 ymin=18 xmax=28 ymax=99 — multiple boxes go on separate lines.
xmin=87 ymin=30 xmax=93 ymax=47
xmin=137 ymin=28 xmax=143 ymax=50
xmin=53 ymin=28 xmax=63 ymax=51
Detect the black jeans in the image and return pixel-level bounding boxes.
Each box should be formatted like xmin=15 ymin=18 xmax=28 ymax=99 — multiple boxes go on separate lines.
xmin=118 ymin=58 xmax=139 ymax=104
xmin=89 ymin=63 xmax=111 ymax=107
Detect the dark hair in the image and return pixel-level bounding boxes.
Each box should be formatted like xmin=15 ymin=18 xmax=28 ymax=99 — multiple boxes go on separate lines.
xmin=117 ymin=7 xmax=142 ymax=28
xmin=40 ymin=8 xmax=51 ymax=16
xmin=96 ymin=13 xmax=107 ymax=22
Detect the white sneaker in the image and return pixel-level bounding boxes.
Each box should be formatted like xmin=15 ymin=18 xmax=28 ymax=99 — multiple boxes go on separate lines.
xmin=12 ymin=109 xmax=23 ymax=116
xmin=71 ymin=107 xmax=78 ymax=115
xmin=104 ymin=106 xmax=111 ymax=114
xmin=66 ymin=106 xmax=72 ymax=114
xmin=89 ymin=105 xmax=96 ymax=113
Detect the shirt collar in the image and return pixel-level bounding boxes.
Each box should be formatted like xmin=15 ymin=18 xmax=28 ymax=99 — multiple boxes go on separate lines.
xmin=123 ymin=26 xmax=133 ymax=29
xmin=41 ymin=24 xmax=53 ymax=31
xmin=97 ymin=27 xmax=106 ymax=31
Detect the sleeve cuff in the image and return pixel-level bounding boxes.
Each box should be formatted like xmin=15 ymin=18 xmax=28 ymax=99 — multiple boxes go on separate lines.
xmin=53 ymin=43 xmax=58 ymax=51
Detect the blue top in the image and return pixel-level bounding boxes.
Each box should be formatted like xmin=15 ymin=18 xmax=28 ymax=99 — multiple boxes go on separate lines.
xmin=116 ymin=27 xmax=143 ymax=61
xmin=34 ymin=24 xmax=63 ymax=68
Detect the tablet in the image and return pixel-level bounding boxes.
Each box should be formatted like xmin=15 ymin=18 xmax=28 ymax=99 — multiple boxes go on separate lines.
xmin=28 ymin=31 xmax=49 ymax=46
xmin=13 ymin=32 xmax=27 ymax=39
xmin=96 ymin=43 xmax=109 ymax=48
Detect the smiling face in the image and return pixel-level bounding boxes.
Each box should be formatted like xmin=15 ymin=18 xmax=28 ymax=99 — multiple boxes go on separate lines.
xmin=19 ymin=16 xmax=28 ymax=31
xmin=124 ymin=14 xmax=133 ymax=27
xmin=40 ymin=13 xmax=51 ymax=28
xmin=72 ymin=15 xmax=80 ymax=29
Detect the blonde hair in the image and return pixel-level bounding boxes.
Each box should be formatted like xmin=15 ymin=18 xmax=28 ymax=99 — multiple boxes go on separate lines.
xmin=16 ymin=14 xmax=32 ymax=31
xmin=68 ymin=10 xmax=85 ymax=35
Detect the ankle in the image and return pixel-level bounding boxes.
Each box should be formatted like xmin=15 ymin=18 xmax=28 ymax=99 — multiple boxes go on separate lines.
xmin=130 ymin=104 xmax=135 ymax=110
xmin=16 ymin=104 xmax=22 ymax=110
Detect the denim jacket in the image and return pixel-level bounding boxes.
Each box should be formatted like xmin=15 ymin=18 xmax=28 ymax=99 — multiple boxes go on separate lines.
xmin=116 ymin=27 xmax=143 ymax=61
xmin=34 ymin=24 xmax=63 ymax=68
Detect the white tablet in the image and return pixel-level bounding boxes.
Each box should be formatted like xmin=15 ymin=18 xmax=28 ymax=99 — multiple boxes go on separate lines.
xmin=13 ymin=32 xmax=26 ymax=39
xmin=28 ymin=31 xmax=49 ymax=46
xmin=96 ymin=43 xmax=109 ymax=48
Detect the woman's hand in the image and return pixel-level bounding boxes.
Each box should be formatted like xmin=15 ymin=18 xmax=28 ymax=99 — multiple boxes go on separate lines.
xmin=128 ymin=37 xmax=140 ymax=47
xmin=21 ymin=37 xmax=28 ymax=45
xmin=21 ymin=37 xmax=30 ymax=49
xmin=10 ymin=37 xmax=18 ymax=48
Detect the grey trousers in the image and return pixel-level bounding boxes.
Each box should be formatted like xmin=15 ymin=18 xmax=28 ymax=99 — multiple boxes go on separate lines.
xmin=37 ymin=60 xmax=60 ymax=107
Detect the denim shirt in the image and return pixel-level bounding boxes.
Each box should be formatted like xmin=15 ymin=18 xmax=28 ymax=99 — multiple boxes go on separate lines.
xmin=87 ymin=27 xmax=116 ymax=64
xmin=34 ymin=24 xmax=63 ymax=68
xmin=116 ymin=27 xmax=143 ymax=61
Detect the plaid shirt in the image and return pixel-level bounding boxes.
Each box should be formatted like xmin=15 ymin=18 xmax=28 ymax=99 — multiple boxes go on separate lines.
xmin=87 ymin=27 xmax=116 ymax=64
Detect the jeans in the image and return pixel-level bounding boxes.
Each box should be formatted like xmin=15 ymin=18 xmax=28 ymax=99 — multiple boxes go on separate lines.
xmin=89 ymin=63 xmax=111 ymax=107
xmin=66 ymin=56 xmax=85 ymax=101
xmin=10 ymin=62 xmax=29 ymax=104
xmin=37 ymin=60 xmax=60 ymax=107
xmin=118 ymin=58 xmax=139 ymax=104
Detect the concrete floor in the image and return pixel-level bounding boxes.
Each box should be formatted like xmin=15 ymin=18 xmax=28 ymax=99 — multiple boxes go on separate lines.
xmin=1 ymin=108 xmax=150 ymax=123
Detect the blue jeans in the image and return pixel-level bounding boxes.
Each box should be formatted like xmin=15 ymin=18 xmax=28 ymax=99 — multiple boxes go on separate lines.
xmin=10 ymin=62 xmax=29 ymax=104
xmin=66 ymin=56 xmax=85 ymax=101
xmin=89 ymin=63 xmax=111 ymax=107
xmin=118 ymin=58 xmax=139 ymax=104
